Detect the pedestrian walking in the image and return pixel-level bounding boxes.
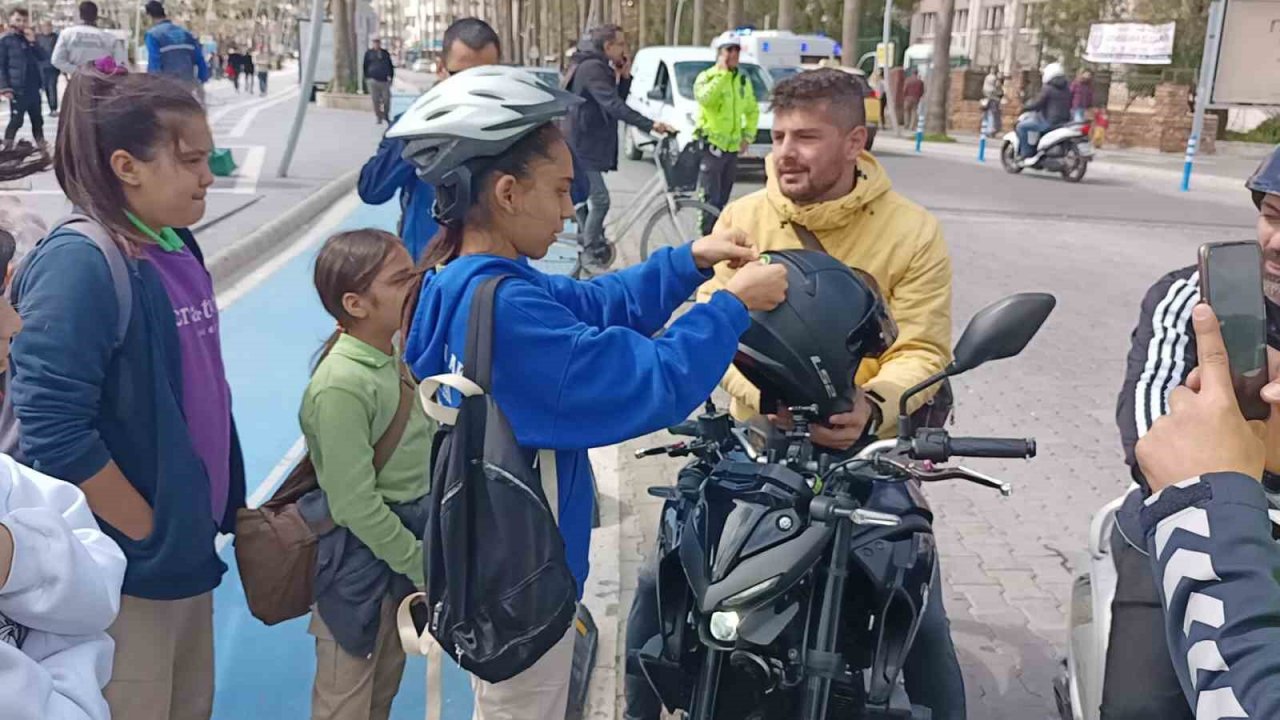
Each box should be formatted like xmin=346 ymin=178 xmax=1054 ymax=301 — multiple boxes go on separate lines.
xmin=564 ymin=24 xmax=673 ymax=265
xmin=359 ymin=17 xmax=500 ymax=261
xmin=692 ymin=33 xmax=759 ymax=235
xmin=302 ymin=229 xmax=434 ymax=720
xmin=241 ymin=50 xmax=255 ymax=95
xmin=0 ymin=9 xmax=47 ymax=151
xmin=902 ymin=68 xmax=924 ymax=132
xmin=51 ymin=2 xmax=127 ymax=77
xmin=363 ymin=38 xmax=393 ymax=124
xmin=256 ymin=52 xmax=268 ymax=94
xmin=8 ymin=68 xmax=244 ymax=720
xmin=34 ymin=22 xmax=56 ymax=116
xmin=226 ymin=48 xmax=242 ymax=92
xmin=1070 ymin=69 xmax=1093 ymax=123
xmin=143 ymin=1 xmax=209 ymax=91
xmin=981 ymin=68 xmax=1003 ymax=136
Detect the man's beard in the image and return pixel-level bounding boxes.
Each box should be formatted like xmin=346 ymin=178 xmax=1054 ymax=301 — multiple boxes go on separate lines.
xmin=777 ymin=165 xmax=842 ymax=204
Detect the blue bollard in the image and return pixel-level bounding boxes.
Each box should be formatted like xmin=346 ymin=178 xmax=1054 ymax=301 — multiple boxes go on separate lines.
xmin=978 ymin=113 xmax=988 ymax=162
xmin=1180 ymin=132 xmax=1198 ymax=192
xmin=915 ymin=108 xmax=926 ymax=153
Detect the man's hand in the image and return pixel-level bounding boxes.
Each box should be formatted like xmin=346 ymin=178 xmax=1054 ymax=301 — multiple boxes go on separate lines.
xmin=1185 ymin=347 xmax=1280 ymax=473
xmin=651 ymin=121 xmax=675 ymax=135
xmin=1136 ymin=304 xmax=1267 ymax=493
xmin=691 ymin=228 xmax=757 ymax=269
xmin=769 ymin=390 xmax=877 ymax=451
xmin=739 ymin=139 xmax=751 ymax=154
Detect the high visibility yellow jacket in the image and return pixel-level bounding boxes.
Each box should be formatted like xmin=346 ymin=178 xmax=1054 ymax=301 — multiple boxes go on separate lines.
xmin=696 ymin=152 xmax=953 ymax=435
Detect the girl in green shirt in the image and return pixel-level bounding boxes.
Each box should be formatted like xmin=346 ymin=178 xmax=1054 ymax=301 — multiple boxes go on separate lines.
xmin=301 ymin=229 xmax=434 ymax=720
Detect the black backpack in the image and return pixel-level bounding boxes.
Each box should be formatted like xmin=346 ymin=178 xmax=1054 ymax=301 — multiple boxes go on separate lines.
xmin=417 ymin=274 xmax=578 ymax=683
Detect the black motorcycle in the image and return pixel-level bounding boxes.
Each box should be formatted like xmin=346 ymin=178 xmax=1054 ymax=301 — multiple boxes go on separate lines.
xmin=632 ymin=292 xmax=1057 ymax=720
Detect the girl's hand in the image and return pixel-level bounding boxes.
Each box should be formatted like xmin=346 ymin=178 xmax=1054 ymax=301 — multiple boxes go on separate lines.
xmin=692 ymin=228 xmax=758 ymax=270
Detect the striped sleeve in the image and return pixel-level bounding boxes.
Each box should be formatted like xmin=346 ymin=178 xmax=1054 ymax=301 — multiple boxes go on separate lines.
xmin=1117 ymin=268 xmax=1200 ymax=490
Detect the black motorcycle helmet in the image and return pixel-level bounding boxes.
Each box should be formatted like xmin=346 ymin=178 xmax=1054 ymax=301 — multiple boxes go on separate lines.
xmin=733 ymin=250 xmax=897 ymax=419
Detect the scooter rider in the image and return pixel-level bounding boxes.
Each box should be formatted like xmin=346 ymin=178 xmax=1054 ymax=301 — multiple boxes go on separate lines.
xmin=1015 ymin=62 xmax=1071 ymax=159
xmin=1105 ymin=146 xmax=1280 ymax=719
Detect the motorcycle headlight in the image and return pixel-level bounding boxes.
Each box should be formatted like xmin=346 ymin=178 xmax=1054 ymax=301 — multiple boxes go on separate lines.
xmin=709 ymin=610 xmax=741 ymax=642
xmin=720 ymin=575 xmax=782 ymax=610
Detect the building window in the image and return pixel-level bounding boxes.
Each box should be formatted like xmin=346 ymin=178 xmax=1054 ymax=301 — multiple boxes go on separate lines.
xmin=920 ymin=11 xmax=937 ymax=36
xmin=1021 ymin=2 xmax=1042 ymax=28
xmin=954 ymin=8 xmax=969 ymax=32
xmin=980 ymin=5 xmax=1004 ymax=30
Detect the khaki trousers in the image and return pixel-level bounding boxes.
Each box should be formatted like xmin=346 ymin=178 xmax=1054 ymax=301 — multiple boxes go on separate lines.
xmin=369 ymin=79 xmax=391 ymax=122
xmin=310 ymin=597 xmax=407 ymax=720
xmin=104 ymin=593 xmax=215 ymax=720
xmin=470 ymin=626 xmax=576 ymax=720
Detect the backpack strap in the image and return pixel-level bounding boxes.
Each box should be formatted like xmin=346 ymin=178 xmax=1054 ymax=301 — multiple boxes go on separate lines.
xmin=396 ymin=592 xmax=444 ymax=720
xmin=790 ymin=220 xmax=826 ymax=255
xmin=50 ymin=214 xmax=134 ymax=350
xmin=371 ymin=362 xmax=415 ymax=471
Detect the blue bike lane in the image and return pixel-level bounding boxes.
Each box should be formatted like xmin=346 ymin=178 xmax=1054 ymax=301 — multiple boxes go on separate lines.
xmin=209 ymin=195 xmax=473 ymax=720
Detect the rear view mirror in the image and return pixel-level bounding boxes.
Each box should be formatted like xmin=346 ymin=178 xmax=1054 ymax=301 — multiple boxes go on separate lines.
xmin=647 ymin=87 xmax=665 ymax=101
xmin=950 ymin=293 xmax=1057 ymax=375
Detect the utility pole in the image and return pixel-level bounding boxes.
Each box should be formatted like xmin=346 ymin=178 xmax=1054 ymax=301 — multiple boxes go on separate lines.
xmin=663 ymin=0 xmax=672 ymax=43
xmin=692 ymin=0 xmax=702 ymax=43
xmin=880 ymin=0 xmax=899 ymax=131
xmin=279 ymin=0 xmax=324 ymax=177
xmin=638 ymin=0 xmax=646 ymax=46
xmin=841 ymin=0 xmax=859 ymax=66
xmin=726 ymin=0 xmax=741 ymax=31
xmin=777 ymin=0 xmax=793 ymax=31
xmin=1183 ymin=0 xmax=1225 ymax=191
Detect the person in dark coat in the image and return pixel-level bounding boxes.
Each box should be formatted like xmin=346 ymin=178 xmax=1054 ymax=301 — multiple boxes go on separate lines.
xmin=241 ymin=50 xmax=255 ymax=95
xmin=1015 ymin=62 xmax=1071 ymax=157
xmin=0 ymin=9 xmax=47 ymax=149
xmin=34 ymin=21 xmax=56 ymax=116
xmin=564 ymin=24 xmax=672 ymax=257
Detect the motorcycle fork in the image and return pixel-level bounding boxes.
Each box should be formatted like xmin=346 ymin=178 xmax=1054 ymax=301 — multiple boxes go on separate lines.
xmin=802 ymin=496 xmax=855 ymax=720
xmin=688 ymin=647 xmax=724 ymax=720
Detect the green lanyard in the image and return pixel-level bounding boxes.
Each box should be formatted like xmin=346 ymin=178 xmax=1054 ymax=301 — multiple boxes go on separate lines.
xmin=124 ymin=211 xmax=185 ymax=253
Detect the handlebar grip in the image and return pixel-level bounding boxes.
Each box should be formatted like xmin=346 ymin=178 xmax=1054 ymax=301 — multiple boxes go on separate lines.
xmin=946 ymin=436 xmax=1037 ymax=459
xmin=668 ymin=421 xmax=698 ymax=437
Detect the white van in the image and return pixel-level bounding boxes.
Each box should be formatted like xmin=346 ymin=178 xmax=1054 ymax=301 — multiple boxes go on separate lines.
xmin=623 ymin=46 xmax=775 ymax=162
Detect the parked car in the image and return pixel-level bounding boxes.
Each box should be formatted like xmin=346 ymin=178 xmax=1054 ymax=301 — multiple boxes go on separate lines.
xmin=517 ymin=66 xmax=563 ymax=89
xmin=623 ymin=46 xmax=774 ymax=163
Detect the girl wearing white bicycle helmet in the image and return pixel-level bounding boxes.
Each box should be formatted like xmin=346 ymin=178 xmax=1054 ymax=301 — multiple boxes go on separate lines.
xmin=394 ymin=65 xmax=788 ymax=717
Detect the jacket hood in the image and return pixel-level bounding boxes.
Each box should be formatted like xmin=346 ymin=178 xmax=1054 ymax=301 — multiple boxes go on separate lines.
xmin=572 ymin=46 xmax=609 ymax=64
xmin=764 ymin=150 xmax=894 ymax=232
xmin=1047 ymin=75 xmax=1069 ymax=90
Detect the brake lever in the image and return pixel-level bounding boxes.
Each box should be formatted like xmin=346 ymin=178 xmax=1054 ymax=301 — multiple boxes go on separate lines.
xmin=914 ymin=463 xmax=1013 ymax=497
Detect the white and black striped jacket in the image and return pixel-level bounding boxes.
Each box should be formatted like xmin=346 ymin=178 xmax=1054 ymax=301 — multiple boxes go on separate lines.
xmin=1117 ymin=266 xmax=1280 ymax=492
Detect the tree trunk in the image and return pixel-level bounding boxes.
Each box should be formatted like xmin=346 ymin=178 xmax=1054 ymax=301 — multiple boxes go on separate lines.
xmin=924 ymin=0 xmax=954 ymax=136
xmin=692 ymin=0 xmax=703 ymax=43
xmin=777 ymin=0 xmax=793 ymax=30
xmin=664 ymin=0 xmax=673 ymax=43
xmin=840 ymin=0 xmax=859 ymax=66
xmin=332 ymin=0 xmax=357 ymax=93
xmin=638 ymin=0 xmax=647 ymax=46
xmin=726 ymin=0 xmax=741 ymax=31
xmin=586 ymin=0 xmax=601 ymax=28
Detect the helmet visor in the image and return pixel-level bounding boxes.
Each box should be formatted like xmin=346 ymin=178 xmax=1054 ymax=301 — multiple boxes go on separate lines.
xmin=849 ymin=268 xmax=898 ymax=358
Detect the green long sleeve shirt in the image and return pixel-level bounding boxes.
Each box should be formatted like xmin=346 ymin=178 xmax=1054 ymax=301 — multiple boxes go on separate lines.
xmin=300 ymin=333 xmax=435 ymax=586
xmin=693 ymin=66 xmax=760 ymax=153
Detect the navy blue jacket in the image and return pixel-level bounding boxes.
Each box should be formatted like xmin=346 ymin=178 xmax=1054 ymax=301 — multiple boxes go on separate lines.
xmin=1133 ymin=472 xmax=1280 ymax=718
xmin=358 ymin=126 xmax=438 ymax=262
xmin=8 ymin=228 xmax=246 ymax=600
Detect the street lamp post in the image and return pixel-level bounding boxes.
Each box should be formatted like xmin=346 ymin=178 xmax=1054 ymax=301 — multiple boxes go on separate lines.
xmin=278 ymin=0 xmax=325 ymax=177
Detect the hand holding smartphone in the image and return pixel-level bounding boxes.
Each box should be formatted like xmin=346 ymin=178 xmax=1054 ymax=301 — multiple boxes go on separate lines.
xmin=1198 ymin=241 xmax=1271 ymax=420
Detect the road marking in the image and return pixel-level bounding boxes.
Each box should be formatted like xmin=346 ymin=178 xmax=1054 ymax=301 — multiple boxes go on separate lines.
xmin=228 ymin=145 xmax=266 ymax=195
xmin=223 ymin=88 xmax=300 ymax=139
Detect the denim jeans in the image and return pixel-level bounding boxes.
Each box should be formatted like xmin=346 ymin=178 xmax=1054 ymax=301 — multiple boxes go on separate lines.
xmin=623 ymin=556 xmax=966 ymax=719
xmin=582 ymin=169 xmax=611 ymax=248
xmin=1016 ymin=117 xmax=1051 ymax=157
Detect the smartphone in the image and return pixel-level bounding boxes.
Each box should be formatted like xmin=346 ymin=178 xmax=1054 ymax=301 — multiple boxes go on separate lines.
xmin=1198 ymin=241 xmax=1270 ymax=420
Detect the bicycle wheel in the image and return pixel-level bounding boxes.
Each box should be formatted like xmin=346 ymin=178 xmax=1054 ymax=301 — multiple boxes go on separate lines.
xmin=639 ymin=197 xmax=721 ymax=261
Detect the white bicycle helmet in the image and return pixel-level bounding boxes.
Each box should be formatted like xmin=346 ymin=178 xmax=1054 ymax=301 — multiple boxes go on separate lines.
xmin=387 ymin=65 xmax=582 ymax=224
xmin=1041 ymin=62 xmax=1065 ymax=84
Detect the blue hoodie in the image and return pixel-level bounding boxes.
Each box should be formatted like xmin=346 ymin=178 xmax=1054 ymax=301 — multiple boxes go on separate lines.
xmin=404 ymin=244 xmax=749 ymax=594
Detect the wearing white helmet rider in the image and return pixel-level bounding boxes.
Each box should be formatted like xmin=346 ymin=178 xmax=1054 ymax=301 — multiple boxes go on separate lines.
xmin=1041 ymin=61 xmax=1065 ymax=85
xmin=387 ymin=64 xmax=582 ymax=225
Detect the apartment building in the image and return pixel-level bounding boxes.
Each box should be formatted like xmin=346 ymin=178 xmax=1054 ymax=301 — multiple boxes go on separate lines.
xmin=909 ymin=0 xmax=1044 ymax=72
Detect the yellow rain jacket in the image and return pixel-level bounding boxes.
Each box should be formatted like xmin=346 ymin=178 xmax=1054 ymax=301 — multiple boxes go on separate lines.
xmin=696 ymin=152 xmax=952 ymax=436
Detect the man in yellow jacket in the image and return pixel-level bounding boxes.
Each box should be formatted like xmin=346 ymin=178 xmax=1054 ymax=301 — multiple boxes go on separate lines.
xmin=690 ymin=68 xmax=965 ymax=720
xmin=696 ymin=68 xmax=952 ymax=448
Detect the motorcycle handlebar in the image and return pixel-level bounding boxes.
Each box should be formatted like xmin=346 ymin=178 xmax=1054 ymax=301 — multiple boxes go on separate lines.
xmin=920 ymin=435 xmax=1037 ymax=461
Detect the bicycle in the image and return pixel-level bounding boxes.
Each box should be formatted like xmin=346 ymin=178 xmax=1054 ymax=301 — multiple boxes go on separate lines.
xmin=555 ymin=133 xmax=721 ymax=279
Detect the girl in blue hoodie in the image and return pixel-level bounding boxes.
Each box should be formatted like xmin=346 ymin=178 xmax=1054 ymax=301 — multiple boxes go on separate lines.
xmin=395 ymin=65 xmax=787 ymax=715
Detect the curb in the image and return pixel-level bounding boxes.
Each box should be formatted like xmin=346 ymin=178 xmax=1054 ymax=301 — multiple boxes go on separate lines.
xmin=206 ymin=167 xmax=360 ymax=284
xmin=583 ymin=444 xmax=623 ymax=719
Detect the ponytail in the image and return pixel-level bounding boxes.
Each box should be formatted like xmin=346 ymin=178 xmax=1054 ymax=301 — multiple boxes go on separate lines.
xmin=312 ymin=229 xmax=404 ymax=372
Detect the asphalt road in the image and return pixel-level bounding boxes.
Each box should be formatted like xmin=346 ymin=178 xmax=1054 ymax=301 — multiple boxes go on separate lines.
xmin=605 ymin=143 xmax=1256 ymax=718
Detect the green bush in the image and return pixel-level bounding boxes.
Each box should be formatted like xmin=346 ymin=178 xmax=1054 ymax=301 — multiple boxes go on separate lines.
xmin=1224 ymin=115 xmax=1280 ymax=145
